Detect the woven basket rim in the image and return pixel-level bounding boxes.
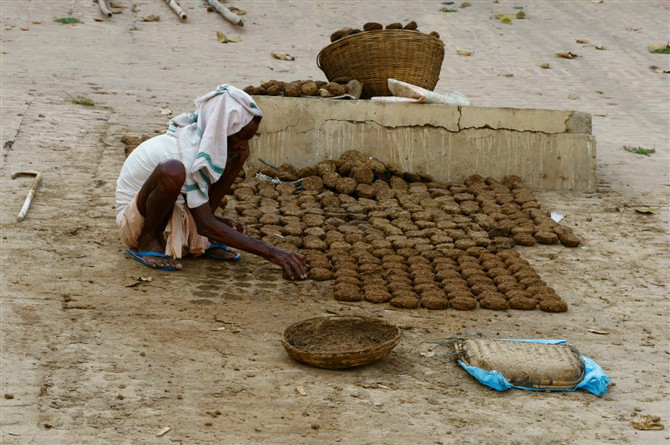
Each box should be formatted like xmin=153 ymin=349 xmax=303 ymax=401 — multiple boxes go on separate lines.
xmin=317 ymin=29 xmax=446 ymax=69
xmin=282 ymin=315 xmax=402 ymax=359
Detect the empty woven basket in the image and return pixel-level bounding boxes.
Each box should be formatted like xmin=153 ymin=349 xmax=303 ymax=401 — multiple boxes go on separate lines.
xmin=282 ymin=316 xmax=402 ymax=369
xmin=317 ymin=30 xmax=445 ymax=99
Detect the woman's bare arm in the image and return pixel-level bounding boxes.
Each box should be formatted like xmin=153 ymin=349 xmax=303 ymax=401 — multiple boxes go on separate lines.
xmin=190 ymin=204 xmax=307 ymax=280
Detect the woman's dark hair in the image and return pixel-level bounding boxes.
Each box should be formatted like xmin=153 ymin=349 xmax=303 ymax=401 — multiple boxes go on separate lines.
xmin=253 ymin=115 xmax=262 ymax=123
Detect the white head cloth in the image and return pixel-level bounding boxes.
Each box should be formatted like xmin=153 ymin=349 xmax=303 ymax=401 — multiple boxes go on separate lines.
xmin=167 ymin=84 xmax=263 ymax=200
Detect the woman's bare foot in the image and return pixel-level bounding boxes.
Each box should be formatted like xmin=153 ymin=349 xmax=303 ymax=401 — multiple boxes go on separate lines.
xmin=136 ymin=239 xmax=183 ymax=270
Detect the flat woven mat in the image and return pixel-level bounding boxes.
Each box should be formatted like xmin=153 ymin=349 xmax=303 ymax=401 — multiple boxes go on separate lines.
xmin=456 ymin=338 xmax=585 ymax=390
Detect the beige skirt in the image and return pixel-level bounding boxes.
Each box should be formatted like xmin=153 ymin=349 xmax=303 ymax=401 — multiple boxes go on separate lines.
xmin=117 ymin=196 xmax=211 ymax=259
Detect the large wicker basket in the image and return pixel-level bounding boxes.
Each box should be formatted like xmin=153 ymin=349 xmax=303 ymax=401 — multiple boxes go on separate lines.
xmin=317 ymin=30 xmax=445 ymax=99
xmin=282 ymin=316 xmax=402 ymax=369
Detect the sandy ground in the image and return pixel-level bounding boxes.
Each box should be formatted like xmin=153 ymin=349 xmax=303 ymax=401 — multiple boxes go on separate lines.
xmin=1 ymin=1 xmax=669 ymax=444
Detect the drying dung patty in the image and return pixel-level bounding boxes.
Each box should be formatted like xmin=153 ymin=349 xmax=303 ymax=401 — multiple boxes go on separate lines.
xmin=479 ymin=297 xmax=510 ymax=310
xmin=309 ymin=268 xmax=334 ymax=281
xmin=334 ymin=288 xmax=362 ymax=302
xmin=535 ymin=231 xmax=559 ymax=244
xmin=539 ymin=299 xmax=568 ymax=313
xmin=365 ymin=290 xmax=392 ymax=304
xmin=420 ymin=295 xmax=449 ymax=310
xmin=390 ymin=295 xmax=420 ymax=309
xmin=509 ymin=296 xmax=538 ymax=310
xmin=450 ymin=297 xmax=477 ymax=311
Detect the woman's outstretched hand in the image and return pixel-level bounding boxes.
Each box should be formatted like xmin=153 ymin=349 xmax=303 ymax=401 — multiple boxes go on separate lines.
xmin=268 ymin=247 xmax=307 ymax=281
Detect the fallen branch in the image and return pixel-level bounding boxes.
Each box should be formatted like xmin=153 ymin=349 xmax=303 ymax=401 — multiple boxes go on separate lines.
xmin=164 ymin=0 xmax=187 ymax=20
xmin=207 ymin=0 xmax=243 ymax=26
xmin=98 ymin=0 xmax=112 ymax=17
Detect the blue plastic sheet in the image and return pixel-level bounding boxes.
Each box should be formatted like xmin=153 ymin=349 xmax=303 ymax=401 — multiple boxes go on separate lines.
xmin=457 ymin=339 xmax=609 ymax=396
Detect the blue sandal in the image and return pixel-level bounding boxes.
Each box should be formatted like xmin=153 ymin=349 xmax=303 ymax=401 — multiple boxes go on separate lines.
xmin=126 ymin=248 xmax=178 ymax=271
xmin=204 ymin=243 xmax=241 ymax=262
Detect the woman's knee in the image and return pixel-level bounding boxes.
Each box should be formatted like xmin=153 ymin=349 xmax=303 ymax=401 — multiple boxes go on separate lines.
xmin=157 ymin=160 xmax=186 ymax=192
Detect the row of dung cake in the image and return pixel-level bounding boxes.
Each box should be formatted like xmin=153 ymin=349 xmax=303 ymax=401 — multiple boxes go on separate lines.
xmin=231 ymin=175 xmax=572 ymax=253
xmin=244 ymin=80 xmax=357 ymax=98
xmin=466 ymin=175 xmax=581 ymax=247
xmin=329 ymin=21 xmax=442 ymax=42
xmin=231 ymin=151 xmax=580 ymax=249
xmin=301 ymin=245 xmax=567 ymax=312
xmin=232 ymin=185 xmax=494 ymax=255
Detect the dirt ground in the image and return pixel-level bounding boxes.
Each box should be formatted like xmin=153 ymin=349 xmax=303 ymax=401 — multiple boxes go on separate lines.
xmin=1 ymin=1 xmax=669 ymax=444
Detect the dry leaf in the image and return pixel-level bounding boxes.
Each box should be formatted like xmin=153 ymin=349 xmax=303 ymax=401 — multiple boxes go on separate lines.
xmin=568 ymin=93 xmax=579 ymax=100
xmin=156 ymin=427 xmax=171 ymax=437
xmin=647 ymin=43 xmax=670 ymax=54
xmin=216 ymin=33 xmax=240 ymax=44
xmin=216 ymin=31 xmax=228 ymax=43
xmin=142 ymin=15 xmax=160 ymax=22
xmin=540 ymin=63 xmax=550 ymax=69
xmin=576 ymin=39 xmax=589 ymax=44
xmin=19 ymin=26 xmax=28 ymax=31
xmin=160 ymin=108 xmax=172 ymax=115
xmin=631 ymin=415 xmax=664 ymax=431
xmin=272 ymin=52 xmax=295 ymax=61
xmin=228 ymin=6 xmax=247 ymax=15
xmin=94 ymin=18 xmax=104 ymax=22
xmin=593 ymin=113 xmax=607 ymax=117
xmin=457 ymin=50 xmax=473 ymax=56
xmin=650 ymin=65 xmax=670 ymax=73
xmin=32 ymin=19 xmax=41 ymax=24
xmin=496 ymin=12 xmax=525 ymax=21
xmin=588 ymin=328 xmax=609 ymax=335
xmin=595 ymin=45 xmax=606 ymax=50
xmin=211 ymin=326 xmax=226 ymax=331
xmin=110 ymin=1 xmax=126 ymax=8
xmin=131 ymin=4 xmax=140 ymax=12
xmin=419 ymin=351 xmax=436 ymax=358
xmin=634 ymin=207 xmax=659 ymax=215
xmin=461 ymin=1 xmax=472 ymax=7
xmin=295 ymin=386 xmax=307 ymax=396
xmin=592 ymin=0 xmax=604 ymax=3
xmin=556 ymin=51 xmax=578 ymax=59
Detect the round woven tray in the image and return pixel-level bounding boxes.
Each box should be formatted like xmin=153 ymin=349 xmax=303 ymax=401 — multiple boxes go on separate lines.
xmin=282 ymin=316 xmax=402 ymax=369
xmin=317 ymin=30 xmax=445 ymax=99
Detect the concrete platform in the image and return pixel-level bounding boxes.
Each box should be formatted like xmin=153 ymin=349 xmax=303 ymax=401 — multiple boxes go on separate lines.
xmin=250 ymin=97 xmax=596 ymax=192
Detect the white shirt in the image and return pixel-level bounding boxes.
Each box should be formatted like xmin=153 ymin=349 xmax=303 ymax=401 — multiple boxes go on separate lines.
xmin=115 ymin=134 xmax=209 ymax=226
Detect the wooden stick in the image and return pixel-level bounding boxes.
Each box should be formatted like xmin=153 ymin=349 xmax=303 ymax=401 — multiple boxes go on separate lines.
xmin=164 ymin=0 xmax=187 ymax=20
xmin=98 ymin=0 xmax=112 ymax=17
xmin=208 ymin=0 xmax=243 ymax=26
xmin=11 ymin=171 xmax=42 ymax=222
